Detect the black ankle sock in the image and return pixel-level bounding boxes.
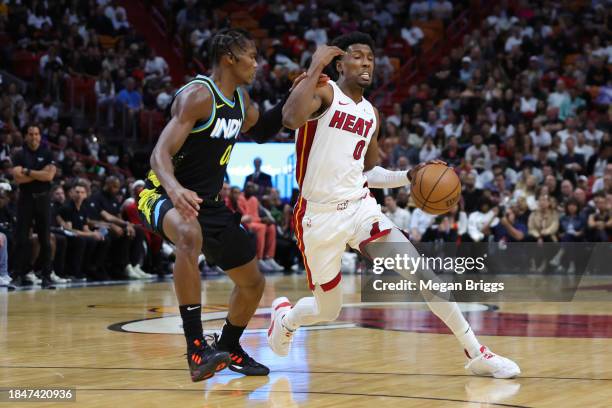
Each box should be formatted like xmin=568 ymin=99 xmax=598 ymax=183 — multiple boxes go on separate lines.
xmin=179 ymin=304 xmax=203 ymax=347
xmin=217 ymin=319 xmax=246 ymax=351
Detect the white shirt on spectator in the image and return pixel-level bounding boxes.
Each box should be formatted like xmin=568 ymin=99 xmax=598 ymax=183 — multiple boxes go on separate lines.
xmin=419 ymin=145 xmax=440 ymax=162
xmin=410 ymin=1 xmax=429 ymax=19
xmin=432 ymin=1 xmax=453 ymax=20
xmin=156 ymin=91 xmax=173 ymax=110
xmin=27 ymin=11 xmax=53 ymax=29
xmin=529 ymin=129 xmax=552 ymax=147
xmin=575 ymin=143 xmax=594 ymax=161
xmin=104 ymin=5 xmax=126 ymax=21
xmin=465 ymin=144 xmax=490 ymax=164
xmin=520 ymin=96 xmax=538 ymax=114
xmin=304 ymin=28 xmax=328 ymax=46
xmin=556 ymin=129 xmax=578 ymax=145
xmin=145 ymin=56 xmax=168 ymax=76
xmin=591 ymin=177 xmax=607 ymax=194
xmin=505 ymin=35 xmax=522 ymax=52
xmin=386 ymin=207 xmax=411 ymax=231
xmin=191 ymin=27 xmax=211 ymax=48
xmin=409 ymin=208 xmax=434 ymax=235
xmin=444 ymin=122 xmax=463 ymax=138
xmin=283 ymin=10 xmax=299 ymax=23
xmin=593 ymin=45 xmax=612 ymax=64
xmin=374 ymin=9 xmax=393 ymax=27
xmin=401 ymin=26 xmax=424 ymax=46
xmin=32 ymin=103 xmax=59 ymax=122
xmin=39 ymin=54 xmax=63 ymax=75
xmin=548 ymin=90 xmax=570 ymax=108
xmin=468 ymin=210 xmax=499 ymax=242
xmin=584 ymin=128 xmax=603 ymax=143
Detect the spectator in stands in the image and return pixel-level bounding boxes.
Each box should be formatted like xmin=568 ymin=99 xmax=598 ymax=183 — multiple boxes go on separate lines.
xmin=228 ymin=183 xmax=282 ymax=272
xmin=244 ymin=157 xmax=272 ymax=196
xmin=116 ymin=78 xmax=142 ymax=138
xmin=57 ymin=181 xmax=108 ymax=281
xmin=384 ymin=195 xmax=411 ymax=232
xmin=466 ymin=198 xmax=499 ymax=242
xmin=409 ymin=207 xmax=434 ymax=242
xmin=587 ymin=192 xmax=611 ymax=242
xmin=88 ymin=175 xmax=150 ymax=279
xmin=31 ymin=95 xmax=59 ymax=123
xmin=95 ymin=69 xmax=116 ymax=128
xmin=156 ymin=81 xmax=174 ymax=111
xmin=494 ymin=206 xmax=527 ymax=242
xmin=145 ymin=48 xmax=170 ymax=84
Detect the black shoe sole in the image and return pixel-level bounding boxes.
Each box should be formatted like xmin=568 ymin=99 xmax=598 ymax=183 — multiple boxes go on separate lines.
xmin=228 ymin=363 xmax=270 ymax=376
xmin=190 ymin=352 xmax=231 ymax=382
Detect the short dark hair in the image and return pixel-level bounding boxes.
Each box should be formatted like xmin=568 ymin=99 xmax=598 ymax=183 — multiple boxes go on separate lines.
xmin=329 ymin=31 xmax=375 ymax=79
xmin=208 ymin=28 xmax=253 ymax=66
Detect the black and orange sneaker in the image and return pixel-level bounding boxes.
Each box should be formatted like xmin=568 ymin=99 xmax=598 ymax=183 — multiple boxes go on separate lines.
xmin=209 ymin=334 xmax=270 ymax=376
xmin=187 ymin=338 xmax=231 ymax=382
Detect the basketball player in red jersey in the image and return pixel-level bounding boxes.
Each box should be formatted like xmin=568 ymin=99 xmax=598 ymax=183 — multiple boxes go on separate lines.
xmin=268 ymin=32 xmax=520 ymax=379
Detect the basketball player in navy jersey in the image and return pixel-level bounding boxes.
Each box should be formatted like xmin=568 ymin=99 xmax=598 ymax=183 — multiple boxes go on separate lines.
xmin=138 ymin=29 xmax=325 ymax=382
xmin=269 ymin=32 xmax=521 ymax=379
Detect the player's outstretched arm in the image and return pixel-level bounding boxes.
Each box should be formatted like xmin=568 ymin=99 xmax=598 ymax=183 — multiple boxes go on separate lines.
xmin=282 ymin=45 xmax=342 ymax=129
xmin=363 ymin=108 xmax=445 ymax=188
xmin=150 ymin=86 xmax=211 ymax=220
xmin=241 ymin=73 xmax=329 ymax=143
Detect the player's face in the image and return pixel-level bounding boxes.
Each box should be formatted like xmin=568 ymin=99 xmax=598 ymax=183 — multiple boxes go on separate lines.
xmin=232 ymin=42 xmax=258 ymax=85
xmin=338 ymin=44 xmax=374 ymax=88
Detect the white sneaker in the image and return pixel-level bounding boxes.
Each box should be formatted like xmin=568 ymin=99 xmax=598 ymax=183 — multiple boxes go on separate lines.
xmin=124 ymin=264 xmax=141 ymax=280
xmin=465 ymin=346 xmax=521 ymax=379
xmin=265 ymin=258 xmax=285 ymax=271
xmin=267 ymin=297 xmax=294 ymax=356
xmin=26 ymin=271 xmax=42 ymax=284
xmin=50 ymin=271 xmax=68 ymax=284
xmin=133 ymin=264 xmax=154 ymax=279
xmin=0 ymin=275 xmax=12 ymax=286
xmin=258 ymin=259 xmax=272 ymax=272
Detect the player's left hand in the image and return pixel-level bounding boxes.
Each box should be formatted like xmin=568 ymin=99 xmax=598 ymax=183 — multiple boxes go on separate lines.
xmin=290 ymin=72 xmax=329 ymax=92
xmin=408 ymin=159 xmax=447 ymax=182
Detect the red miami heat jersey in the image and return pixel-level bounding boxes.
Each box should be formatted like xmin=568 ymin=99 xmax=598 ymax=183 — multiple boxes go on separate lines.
xmin=294 ymin=80 xmax=378 ymax=204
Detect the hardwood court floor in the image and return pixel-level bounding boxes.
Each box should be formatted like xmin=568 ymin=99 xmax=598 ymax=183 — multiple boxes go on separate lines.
xmin=1 ymin=274 xmax=612 ymax=407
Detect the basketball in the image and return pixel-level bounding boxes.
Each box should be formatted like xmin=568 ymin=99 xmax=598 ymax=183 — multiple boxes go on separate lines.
xmin=410 ymin=163 xmax=461 ymax=215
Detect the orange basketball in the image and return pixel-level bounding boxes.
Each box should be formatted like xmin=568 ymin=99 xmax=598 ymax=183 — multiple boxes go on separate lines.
xmin=410 ymin=164 xmax=461 ymax=215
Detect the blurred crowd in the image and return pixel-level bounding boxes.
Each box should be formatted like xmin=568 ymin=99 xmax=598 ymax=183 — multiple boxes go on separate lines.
xmin=0 ymin=0 xmax=610 ymax=288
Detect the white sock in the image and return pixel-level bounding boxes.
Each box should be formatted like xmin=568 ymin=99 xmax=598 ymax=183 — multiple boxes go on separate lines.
xmin=425 ymin=300 xmax=482 ymax=358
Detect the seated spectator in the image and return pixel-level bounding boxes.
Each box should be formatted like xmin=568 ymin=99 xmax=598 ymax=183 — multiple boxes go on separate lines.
xmin=528 ymin=193 xmax=559 ymax=243
xmin=57 ymin=181 xmax=110 ymax=281
xmin=409 ymin=207 xmax=434 ymax=242
xmin=116 ymin=78 xmax=143 ymax=138
xmin=465 ymin=134 xmax=490 ymax=166
xmin=494 ymin=206 xmax=527 ymax=242
xmin=466 ymin=198 xmax=499 ymax=242
xmin=587 ymin=193 xmax=611 ymax=242
xmin=31 ymin=95 xmax=59 ymax=123
xmin=95 ymin=69 xmax=116 ymax=128
xmin=88 ymin=175 xmax=149 ymax=279
xmin=156 ymin=81 xmax=174 ymax=111
xmin=230 ymin=183 xmax=283 ymax=272
xmin=384 ymin=195 xmax=411 ymax=232
xmin=559 ymin=198 xmax=586 ymax=242
xmin=419 ymin=136 xmax=440 ymax=162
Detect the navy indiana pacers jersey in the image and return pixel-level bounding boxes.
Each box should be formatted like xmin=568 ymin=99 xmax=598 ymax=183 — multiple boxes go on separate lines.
xmin=145 ymin=75 xmax=245 ymax=200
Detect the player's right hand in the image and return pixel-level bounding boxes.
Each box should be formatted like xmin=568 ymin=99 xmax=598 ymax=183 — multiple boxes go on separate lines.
xmin=311 ymin=45 xmax=345 ymax=70
xmin=169 ymin=186 xmax=202 ymax=220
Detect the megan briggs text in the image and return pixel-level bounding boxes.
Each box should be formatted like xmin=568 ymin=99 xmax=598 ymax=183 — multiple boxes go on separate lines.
xmin=372 ymin=279 xmax=505 ymax=293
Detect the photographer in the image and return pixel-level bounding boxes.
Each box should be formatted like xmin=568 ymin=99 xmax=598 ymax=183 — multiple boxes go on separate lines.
xmin=10 ymin=125 xmax=56 ymax=288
